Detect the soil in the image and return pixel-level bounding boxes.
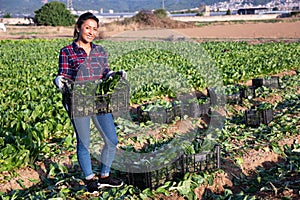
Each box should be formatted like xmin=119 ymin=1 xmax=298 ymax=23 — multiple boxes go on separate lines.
xmin=0 ymin=16 xmax=299 ymax=199
xmin=1 ymin=18 xmax=299 ymax=41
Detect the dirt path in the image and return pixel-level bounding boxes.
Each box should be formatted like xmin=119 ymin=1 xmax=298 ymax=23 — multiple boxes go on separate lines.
xmin=175 ymin=20 xmax=300 ymax=39
xmin=1 ymin=19 xmax=299 ymax=41
xmin=107 ymin=20 xmax=300 ymax=41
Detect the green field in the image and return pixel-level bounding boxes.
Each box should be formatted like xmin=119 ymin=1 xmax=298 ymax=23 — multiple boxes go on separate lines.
xmin=0 ymin=39 xmax=299 ymax=199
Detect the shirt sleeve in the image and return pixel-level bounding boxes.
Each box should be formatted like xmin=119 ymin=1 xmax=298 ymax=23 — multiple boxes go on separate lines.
xmin=58 ymin=48 xmax=72 ymax=79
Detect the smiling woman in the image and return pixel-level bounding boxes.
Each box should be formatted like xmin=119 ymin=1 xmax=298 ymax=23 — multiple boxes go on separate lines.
xmin=53 ymin=12 xmax=126 ymax=193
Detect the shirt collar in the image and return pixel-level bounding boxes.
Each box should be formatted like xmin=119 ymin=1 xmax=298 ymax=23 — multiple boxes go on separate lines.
xmin=72 ymin=40 xmax=96 ymax=50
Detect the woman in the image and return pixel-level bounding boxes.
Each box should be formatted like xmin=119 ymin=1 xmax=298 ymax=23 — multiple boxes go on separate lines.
xmin=54 ymin=12 xmax=125 ymax=193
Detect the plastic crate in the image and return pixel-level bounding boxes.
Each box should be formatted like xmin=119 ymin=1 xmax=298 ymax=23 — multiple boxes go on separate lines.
xmin=263 ymin=76 xmax=280 ymax=88
xmin=239 ymin=86 xmax=256 ymax=100
xmin=252 ymin=78 xmax=264 ymax=89
xmin=126 ymin=156 xmax=184 ymax=190
xmin=198 ymin=101 xmax=211 ymax=116
xmin=252 ymin=76 xmax=280 ymax=89
xmin=70 ymin=79 xmax=129 ymax=118
xmin=207 ymin=88 xmax=217 ymax=106
xmin=261 ymin=108 xmax=274 ymax=124
xmin=110 ymin=80 xmax=130 ymax=118
xmin=245 ymin=107 xmax=273 ymax=127
xmin=137 ymin=103 xmax=176 ymax=124
xmin=227 ymin=93 xmax=241 ymax=104
xmin=207 ymin=88 xmax=227 ymax=106
xmin=183 ymin=144 xmax=220 ymax=173
xmin=180 ymin=100 xmax=201 ymax=118
xmin=245 ymin=108 xmax=261 ymax=127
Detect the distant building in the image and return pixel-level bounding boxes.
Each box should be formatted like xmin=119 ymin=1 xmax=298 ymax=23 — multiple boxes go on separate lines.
xmin=203 ymin=6 xmax=210 ymax=16
xmin=237 ymin=7 xmax=269 ymax=15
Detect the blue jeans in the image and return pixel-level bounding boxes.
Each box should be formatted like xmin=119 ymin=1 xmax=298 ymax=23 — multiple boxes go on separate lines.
xmin=72 ymin=113 xmax=118 ymax=178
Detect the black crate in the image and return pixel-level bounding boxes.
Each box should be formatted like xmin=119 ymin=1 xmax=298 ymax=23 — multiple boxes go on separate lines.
xmin=183 ymin=144 xmax=220 ymax=173
xmin=180 ymin=100 xmax=201 ymax=118
xmin=245 ymin=108 xmax=261 ymax=127
xmin=126 ymin=157 xmax=184 ymax=190
xmin=70 ymin=79 xmax=129 ymax=118
xmin=137 ymin=104 xmax=150 ymax=123
xmin=207 ymin=88 xmax=227 ymax=106
xmin=207 ymin=88 xmax=217 ymax=106
xmin=110 ymin=80 xmax=130 ymax=118
xmin=148 ymin=105 xmax=170 ymax=124
xmin=227 ymin=93 xmax=241 ymax=104
xmin=252 ymin=76 xmax=280 ymax=89
xmin=176 ymin=93 xmax=201 ymax=118
xmin=245 ymin=107 xmax=273 ymax=127
xmin=172 ymin=100 xmax=182 ymax=119
xmin=239 ymin=86 xmax=256 ymax=100
xmin=261 ymin=108 xmax=274 ymax=124
xmin=125 ymin=145 xmax=220 ymax=189
xmin=252 ymin=78 xmax=264 ymax=88
xmin=171 ymin=98 xmax=210 ymax=118
xmin=263 ymin=76 xmax=280 ymax=89
xmin=137 ymin=103 xmax=176 ymax=124
xmin=198 ymin=101 xmax=210 ymax=116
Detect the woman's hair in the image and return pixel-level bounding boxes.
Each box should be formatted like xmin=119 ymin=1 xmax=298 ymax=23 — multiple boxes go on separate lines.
xmin=73 ymin=12 xmax=99 ymax=39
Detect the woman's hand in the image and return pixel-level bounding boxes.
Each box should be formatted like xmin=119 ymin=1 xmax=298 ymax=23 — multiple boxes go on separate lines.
xmin=117 ymin=70 xmax=127 ymax=79
xmin=54 ymin=75 xmax=67 ymax=91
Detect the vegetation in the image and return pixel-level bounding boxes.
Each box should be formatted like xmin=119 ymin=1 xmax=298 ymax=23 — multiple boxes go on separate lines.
xmin=3 ymin=13 xmax=11 ymax=18
xmin=226 ymin=9 xmax=231 ymax=15
xmin=120 ymin=9 xmax=194 ymax=29
xmin=34 ymin=2 xmax=75 ymax=26
xmin=153 ymin=9 xmax=168 ymax=18
xmin=0 ymin=39 xmax=299 ymax=199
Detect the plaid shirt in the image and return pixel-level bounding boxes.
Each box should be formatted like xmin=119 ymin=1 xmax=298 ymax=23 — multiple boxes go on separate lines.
xmin=58 ymin=41 xmax=110 ymax=81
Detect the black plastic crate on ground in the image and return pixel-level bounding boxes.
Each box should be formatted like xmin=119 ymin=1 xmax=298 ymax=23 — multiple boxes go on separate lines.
xmin=245 ymin=107 xmax=274 ymax=127
xmin=182 ymin=144 xmax=220 ymax=173
xmin=245 ymin=109 xmax=261 ymax=127
xmin=261 ymin=108 xmax=274 ymax=125
xmin=198 ymin=101 xmax=211 ymax=116
xmin=180 ymin=100 xmax=201 ymax=118
xmin=207 ymin=88 xmax=227 ymax=106
xmin=252 ymin=76 xmax=280 ymax=89
xmin=207 ymin=88 xmax=218 ymax=106
xmin=126 ymin=157 xmax=184 ymax=190
xmin=175 ymin=99 xmax=210 ymax=118
xmin=263 ymin=76 xmax=280 ymax=88
xmin=227 ymin=93 xmax=241 ymax=104
xmin=136 ymin=103 xmax=176 ymax=124
xmin=239 ymin=86 xmax=256 ymax=100
xmin=252 ymin=78 xmax=264 ymax=89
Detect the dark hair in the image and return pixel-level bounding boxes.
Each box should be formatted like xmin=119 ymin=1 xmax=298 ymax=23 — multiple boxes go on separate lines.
xmin=73 ymin=12 xmax=99 ymax=39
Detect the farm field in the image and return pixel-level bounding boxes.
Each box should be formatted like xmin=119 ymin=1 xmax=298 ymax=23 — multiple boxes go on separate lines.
xmin=0 ymin=18 xmax=299 ymax=199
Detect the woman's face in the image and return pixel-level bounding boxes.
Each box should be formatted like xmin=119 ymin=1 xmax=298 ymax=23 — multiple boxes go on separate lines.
xmin=77 ymin=19 xmax=98 ymax=43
